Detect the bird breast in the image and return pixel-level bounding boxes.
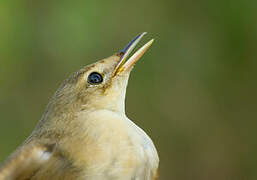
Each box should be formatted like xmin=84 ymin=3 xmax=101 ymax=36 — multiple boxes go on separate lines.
xmin=63 ymin=109 xmax=159 ymax=180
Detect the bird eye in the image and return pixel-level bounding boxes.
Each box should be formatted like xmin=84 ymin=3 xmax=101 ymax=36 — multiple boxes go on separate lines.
xmin=87 ymin=72 xmax=103 ymax=84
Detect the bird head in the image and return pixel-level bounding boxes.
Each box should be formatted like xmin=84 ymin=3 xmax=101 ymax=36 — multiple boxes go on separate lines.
xmin=44 ymin=33 xmax=154 ymax=122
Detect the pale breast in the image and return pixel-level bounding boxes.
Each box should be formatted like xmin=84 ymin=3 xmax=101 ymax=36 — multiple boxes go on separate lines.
xmin=125 ymin=118 xmax=159 ymax=180
xmin=66 ymin=110 xmax=159 ymax=180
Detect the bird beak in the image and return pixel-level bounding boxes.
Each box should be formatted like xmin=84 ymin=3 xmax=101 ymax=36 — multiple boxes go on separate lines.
xmin=113 ymin=32 xmax=154 ymax=76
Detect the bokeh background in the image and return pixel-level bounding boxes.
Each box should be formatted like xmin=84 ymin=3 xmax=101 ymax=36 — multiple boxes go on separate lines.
xmin=1 ymin=0 xmax=257 ymax=179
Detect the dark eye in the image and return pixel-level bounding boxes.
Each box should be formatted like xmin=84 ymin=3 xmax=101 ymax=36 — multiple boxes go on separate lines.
xmin=87 ymin=72 xmax=103 ymax=84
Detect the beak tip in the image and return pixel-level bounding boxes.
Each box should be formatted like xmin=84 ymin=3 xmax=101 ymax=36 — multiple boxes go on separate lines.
xmin=141 ymin=32 xmax=147 ymax=36
xmin=149 ymin=39 xmax=154 ymax=45
xmin=120 ymin=32 xmax=147 ymax=54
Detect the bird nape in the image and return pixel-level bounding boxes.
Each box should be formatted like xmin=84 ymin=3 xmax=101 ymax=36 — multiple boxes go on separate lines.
xmin=0 ymin=32 xmax=159 ymax=180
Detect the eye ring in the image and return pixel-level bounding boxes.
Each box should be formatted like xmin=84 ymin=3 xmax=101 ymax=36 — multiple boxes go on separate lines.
xmin=87 ymin=72 xmax=103 ymax=84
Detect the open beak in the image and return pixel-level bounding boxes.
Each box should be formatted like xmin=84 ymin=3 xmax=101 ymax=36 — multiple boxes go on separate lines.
xmin=113 ymin=32 xmax=154 ymax=76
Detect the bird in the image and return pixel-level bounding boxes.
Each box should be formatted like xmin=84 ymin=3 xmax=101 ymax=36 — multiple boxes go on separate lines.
xmin=0 ymin=32 xmax=159 ymax=180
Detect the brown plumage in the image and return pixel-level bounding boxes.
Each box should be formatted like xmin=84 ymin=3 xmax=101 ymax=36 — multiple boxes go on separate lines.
xmin=0 ymin=33 xmax=159 ymax=180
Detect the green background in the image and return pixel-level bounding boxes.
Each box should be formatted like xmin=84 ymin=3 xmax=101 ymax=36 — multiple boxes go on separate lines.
xmin=1 ymin=0 xmax=257 ymax=179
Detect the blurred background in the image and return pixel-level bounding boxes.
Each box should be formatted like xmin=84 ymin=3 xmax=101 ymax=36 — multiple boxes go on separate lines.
xmin=1 ymin=0 xmax=257 ymax=179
